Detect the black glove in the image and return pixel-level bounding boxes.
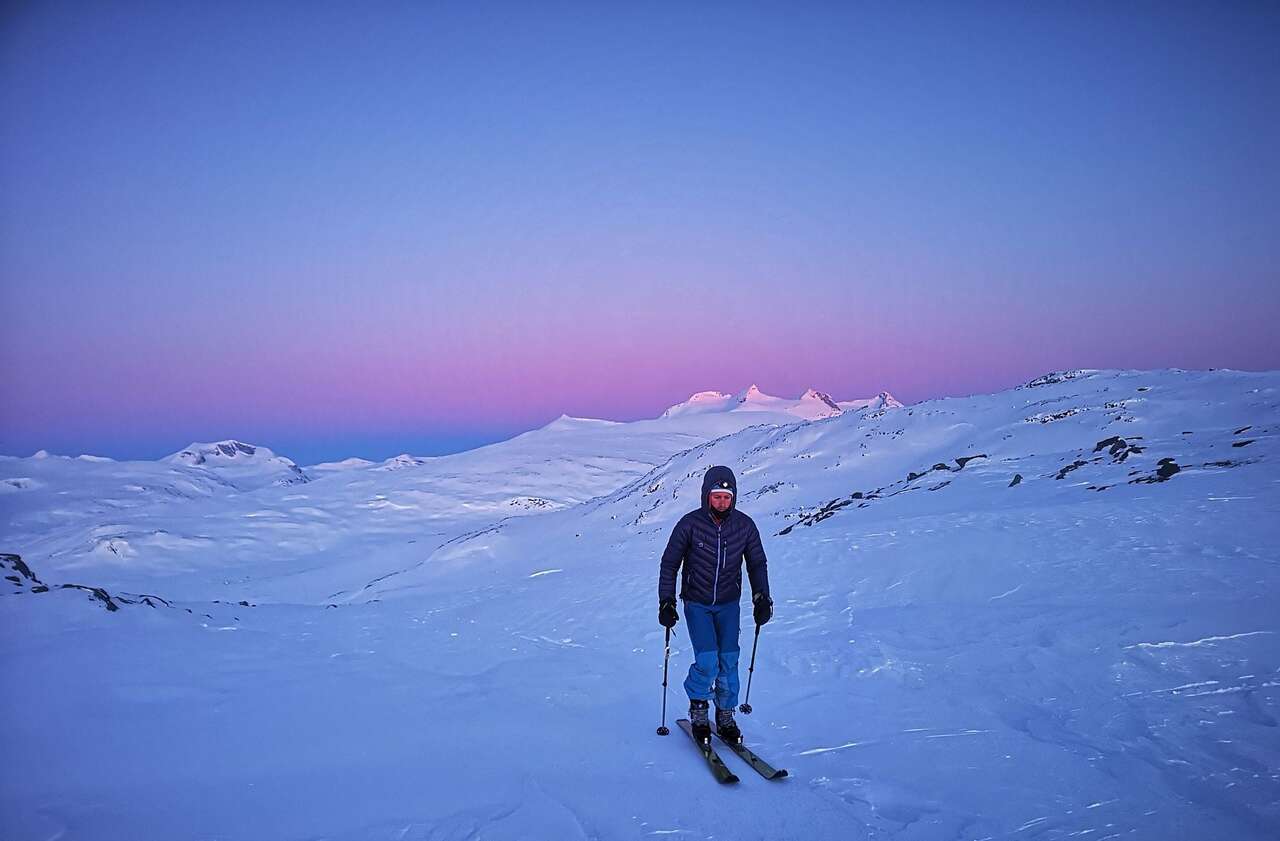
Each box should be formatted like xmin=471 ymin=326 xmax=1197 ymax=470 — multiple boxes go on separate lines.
xmin=659 ymin=598 xmax=679 ymax=628
xmin=752 ymin=592 xmax=773 ymax=626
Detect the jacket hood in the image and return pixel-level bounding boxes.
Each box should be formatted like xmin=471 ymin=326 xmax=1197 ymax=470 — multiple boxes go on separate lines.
xmin=701 ymin=465 xmax=738 ymax=515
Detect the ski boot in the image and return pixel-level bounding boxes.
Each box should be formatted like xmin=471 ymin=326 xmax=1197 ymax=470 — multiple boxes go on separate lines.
xmin=716 ymin=706 xmax=742 ymax=744
xmin=689 ymin=699 xmax=711 ymax=745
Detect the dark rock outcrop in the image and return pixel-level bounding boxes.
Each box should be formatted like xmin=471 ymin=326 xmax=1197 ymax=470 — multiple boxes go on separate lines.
xmin=58 ymin=584 xmax=120 ymax=611
xmin=1055 ymin=460 xmax=1089 ymax=480
xmin=1093 ymin=436 xmax=1144 ymax=462
xmin=3 ymin=553 xmax=186 ymax=613
xmin=1131 ymin=458 xmax=1181 ymax=484
xmin=2 ymin=553 xmax=41 ymax=586
xmin=1022 ymin=370 xmax=1088 ymax=389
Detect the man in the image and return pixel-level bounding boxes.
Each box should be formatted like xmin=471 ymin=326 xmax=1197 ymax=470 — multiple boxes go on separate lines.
xmin=658 ymin=464 xmax=773 ymax=745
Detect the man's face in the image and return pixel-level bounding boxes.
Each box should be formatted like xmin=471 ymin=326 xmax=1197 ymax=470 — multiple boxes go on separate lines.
xmin=708 ymin=491 xmax=733 ymax=513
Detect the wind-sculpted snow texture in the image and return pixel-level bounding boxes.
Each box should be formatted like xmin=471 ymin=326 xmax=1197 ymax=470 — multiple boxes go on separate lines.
xmin=1 ymin=370 xmax=1278 ymax=840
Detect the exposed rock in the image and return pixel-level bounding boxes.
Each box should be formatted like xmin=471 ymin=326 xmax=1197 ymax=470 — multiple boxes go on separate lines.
xmin=509 ymin=497 xmax=554 ymax=510
xmin=1204 ymin=459 xmax=1252 ymax=468
xmin=1 ymin=553 xmax=40 ymax=584
xmin=1022 ymin=370 xmax=1089 ymax=389
xmin=908 ymin=459 xmax=968 ymax=482
xmin=1131 ymin=458 xmax=1182 ymax=484
xmin=1055 ymin=461 xmax=1088 ymax=480
xmin=1092 ymin=436 xmax=1144 ymax=463
xmin=58 ymin=584 xmax=119 ymax=612
xmin=4 ymin=554 xmax=188 ymax=613
xmin=1009 ymin=474 xmax=1023 ymax=487
xmin=1025 ymin=408 xmax=1081 ymax=424
xmin=778 ymin=490 xmax=869 ymax=534
xmin=749 ymin=481 xmax=785 ymax=498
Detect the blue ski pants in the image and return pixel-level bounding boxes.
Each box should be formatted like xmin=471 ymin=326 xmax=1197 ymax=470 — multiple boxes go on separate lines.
xmin=682 ymin=599 xmax=741 ymax=710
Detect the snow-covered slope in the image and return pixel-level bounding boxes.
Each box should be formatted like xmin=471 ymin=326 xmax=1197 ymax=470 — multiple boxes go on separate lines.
xmin=0 ymin=401 xmax=840 ymax=601
xmin=1 ymin=369 xmax=1277 ymax=841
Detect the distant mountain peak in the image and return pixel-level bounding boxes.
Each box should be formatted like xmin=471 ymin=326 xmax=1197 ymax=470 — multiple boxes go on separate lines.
xmin=543 ymin=414 xmax=623 ymax=431
xmin=164 ymin=440 xmax=309 ymax=486
xmin=799 ymin=388 xmax=842 ymax=412
xmin=876 ymin=392 xmax=905 ymax=408
xmin=837 ymin=391 xmax=904 ymax=413
xmin=308 ymin=457 xmax=375 ymax=472
xmin=166 ymin=440 xmax=271 ymax=465
xmin=663 ymin=384 xmax=899 ymax=421
xmin=375 ymin=453 xmax=429 ymax=471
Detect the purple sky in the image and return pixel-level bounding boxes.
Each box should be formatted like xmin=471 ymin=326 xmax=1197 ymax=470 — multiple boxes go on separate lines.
xmin=3 ymin=2 xmax=1278 ymax=464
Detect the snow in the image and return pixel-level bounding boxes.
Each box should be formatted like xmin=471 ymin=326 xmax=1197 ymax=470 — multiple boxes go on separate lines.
xmin=164 ymin=439 xmax=311 ymax=489
xmin=310 ymin=457 xmax=377 ymax=472
xmin=838 ymin=391 xmax=906 ymax=413
xmin=662 ymin=385 xmax=900 ymax=421
xmin=1 ymin=368 xmax=1278 ymax=840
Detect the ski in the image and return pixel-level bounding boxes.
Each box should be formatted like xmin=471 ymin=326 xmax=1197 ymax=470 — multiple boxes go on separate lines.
xmin=676 ymin=719 xmax=740 ymax=784
xmin=714 ymin=732 xmax=789 ymax=780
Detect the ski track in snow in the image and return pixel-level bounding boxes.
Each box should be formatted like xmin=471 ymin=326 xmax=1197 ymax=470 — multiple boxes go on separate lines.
xmin=797 ymin=740 xmax=872 ymax=756
xmin=1124 ymin=631 xmax=1274 ymax=650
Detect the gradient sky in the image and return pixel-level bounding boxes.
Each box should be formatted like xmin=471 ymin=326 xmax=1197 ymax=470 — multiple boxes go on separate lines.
xmin=3 ymin=1 xmax=1278 ymax=465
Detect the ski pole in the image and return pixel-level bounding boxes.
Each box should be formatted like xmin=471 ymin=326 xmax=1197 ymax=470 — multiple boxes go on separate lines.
xmin=739 ymin=622 xmax=761 ymax=714
xmin=656 ymin=626 xmax=672 ymax=735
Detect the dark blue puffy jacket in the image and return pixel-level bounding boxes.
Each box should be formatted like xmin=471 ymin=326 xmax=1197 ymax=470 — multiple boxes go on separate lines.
xmin=658 ymin=465 xmax=771 ymax=605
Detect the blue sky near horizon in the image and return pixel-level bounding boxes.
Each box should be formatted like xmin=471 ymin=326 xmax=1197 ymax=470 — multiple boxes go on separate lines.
xmin=2 ymin=1 xmax=1278 ymax=464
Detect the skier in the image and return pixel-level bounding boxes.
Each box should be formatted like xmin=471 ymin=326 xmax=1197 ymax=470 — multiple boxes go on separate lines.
xmin=658 ymin=464 xmax=772 ymax=745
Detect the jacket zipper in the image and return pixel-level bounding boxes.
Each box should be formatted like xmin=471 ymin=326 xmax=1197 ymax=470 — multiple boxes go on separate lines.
xmin=712 ymin=521 xmax=722 ymax=603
